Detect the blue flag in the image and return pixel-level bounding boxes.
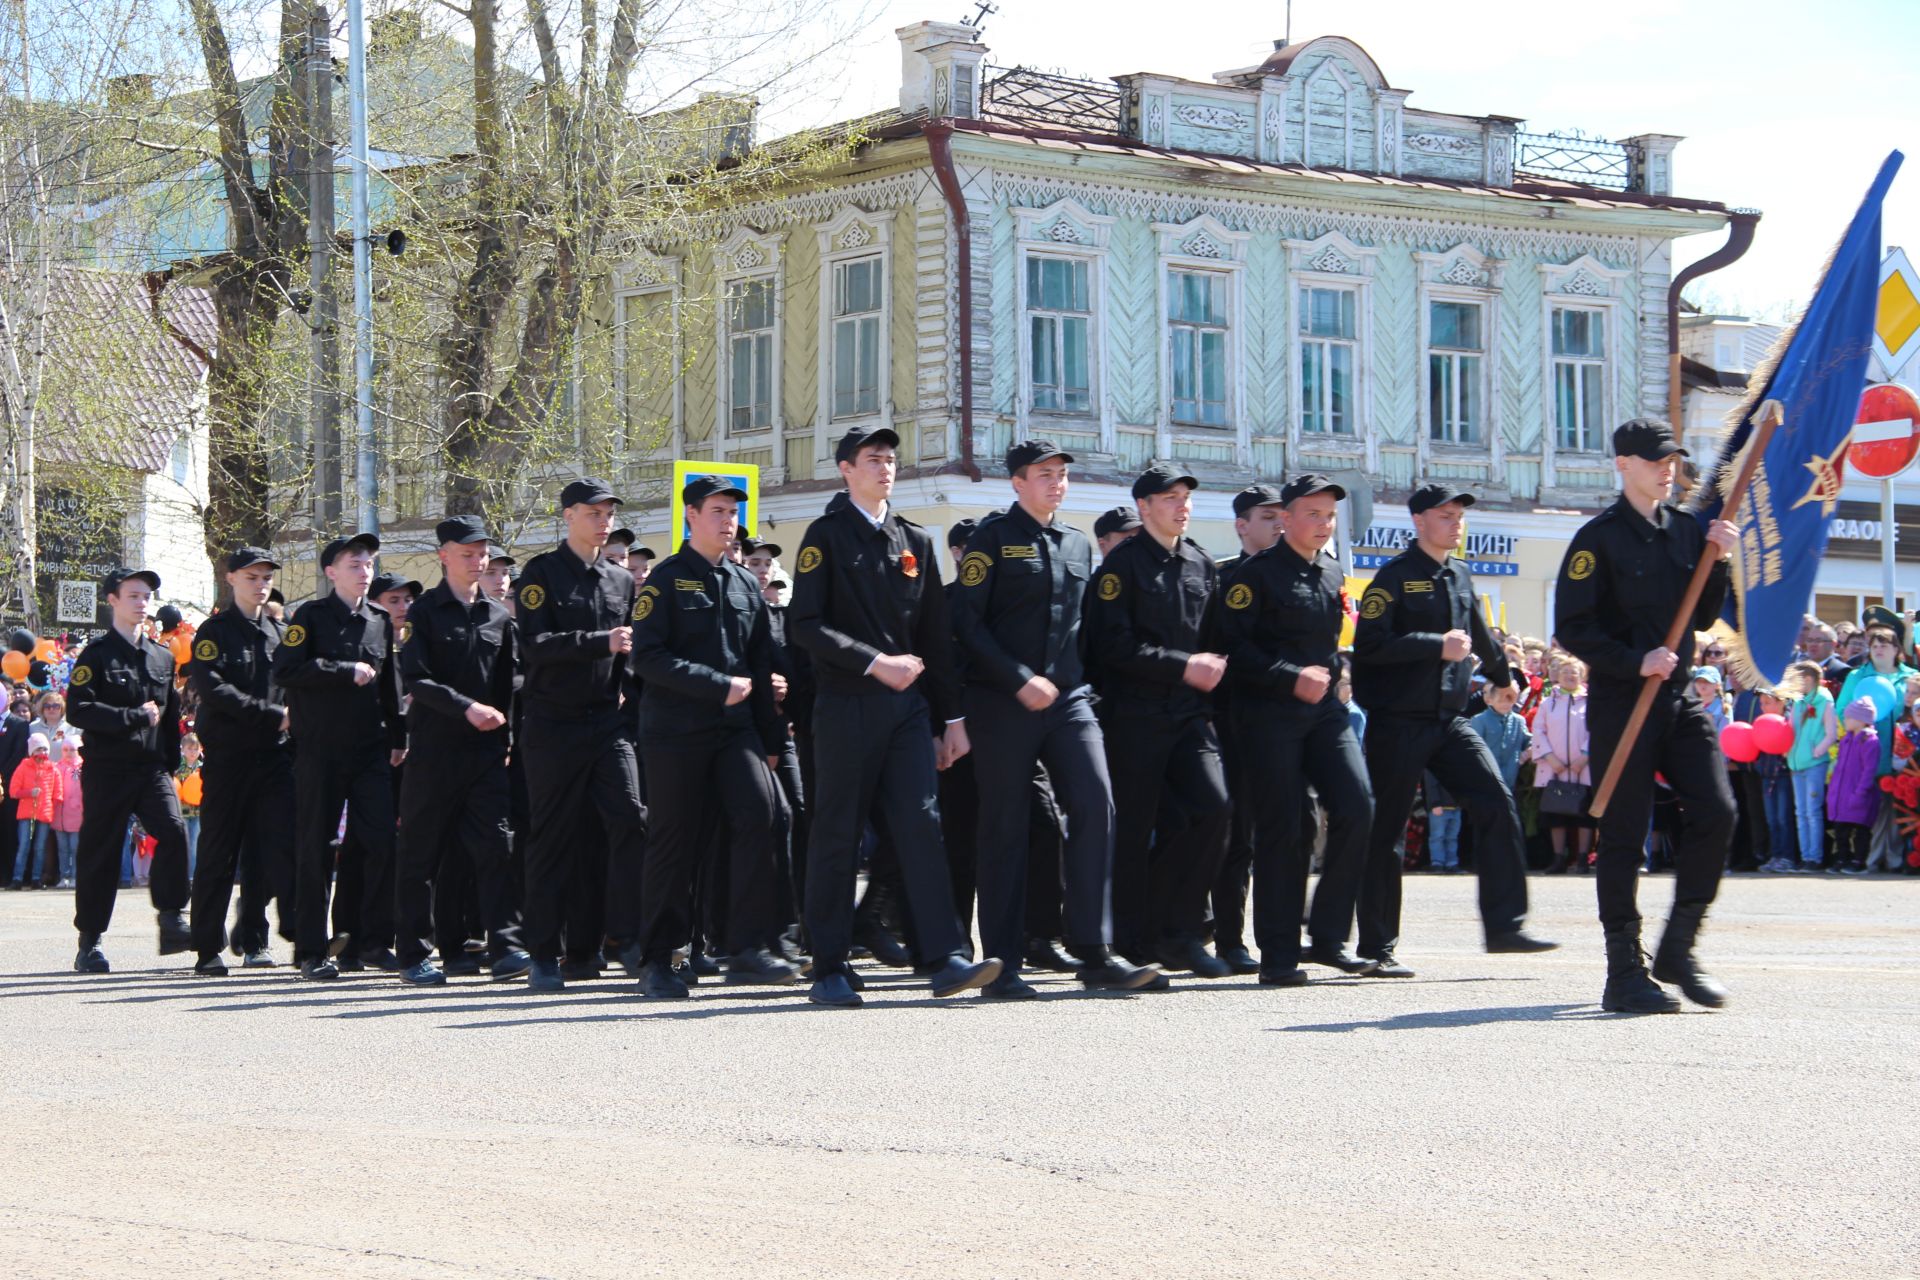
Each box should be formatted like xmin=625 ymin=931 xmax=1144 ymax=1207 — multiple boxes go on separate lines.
xmin=1692 ymin=151 xmax=1903 ymax=687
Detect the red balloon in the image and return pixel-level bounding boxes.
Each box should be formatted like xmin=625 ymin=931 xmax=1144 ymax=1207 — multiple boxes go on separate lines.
xmin=1720 ymin=721 xmax=1760 ymax=763
xmin=1751 ymin=713 xmax=1794 ymax=756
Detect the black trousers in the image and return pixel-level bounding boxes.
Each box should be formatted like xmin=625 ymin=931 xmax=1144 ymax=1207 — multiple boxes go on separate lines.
xmin=1236 ymin=703 xmax=1373 ymax=969
xmin=1587 ymin=687 xmax=1733 ymax=930
xmin=74 ymin=764 xmax=189 ymax=939
xmin=640 ymin=726 xmax=779 ymax=964
xmin=520 ymin=710 xmax=648 ymax=962
xmin=1103 ymin=712 xmax=1230 ymax=954
xmin=1211 ymin=716 xmax=1255 ymax=951
xmin=396 ymin=744 xmax=520 ymax=966
xmin=1358 ymin=713 xmax=1531 ymax=954
xmin=291 ymin=744 xmax=395 ymax=962
xmin=190 ymin=747 xmax=295 ymax=958
xmin=770 ymin=735 xmax=806 ymax=939
xmin=329 ymin=762 xmax=403 ymax=951
xmin=804 ymin=689 xmax=965 ymax=974
xmin=1733 ymin=768 xmax=1770 ymax=867
xmin=967 ymin=686 xmax=1112 ymax=974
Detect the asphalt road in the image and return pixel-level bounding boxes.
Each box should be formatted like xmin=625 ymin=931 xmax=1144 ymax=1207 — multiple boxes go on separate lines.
xmin=0 ymin=871 xmax=1914 ymax=1279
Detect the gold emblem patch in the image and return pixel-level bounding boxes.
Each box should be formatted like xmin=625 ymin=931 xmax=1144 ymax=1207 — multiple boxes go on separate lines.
xmin=519 ymin=583 xmax=546 ymax=610
xmin=69 ymin=665 xmax=92 ymax=686
xmin=1097 ymin=573 xmax=1121 ymax=602
xmin=193 ymin=638 xmax=219 ymax=662
xmin=797 ymin=546 xmax=823 ymax=574
xmin=283 ymin=624 xmax=307 ymax=647
xmin=634 ymin=586 xmax=657 ymax=621
xmin=1360 ymin=587 xmax=1393 ymax=620
xmin=1568 ymin=550 xmax=1596 ymax=582
xmin=1225 ymin=582 xmax=1253 ymax=611
xmin=960 ymin=551 xmax=992 ymax=587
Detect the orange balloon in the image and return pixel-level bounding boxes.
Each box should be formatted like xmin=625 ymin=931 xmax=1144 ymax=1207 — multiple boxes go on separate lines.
xmin=1 ymin=651 xmax=27 ymax=681
xmin=167 ymin=633 xmax=193 ymax=665
xmin=33 ymin=639 xmax=55 ymax=662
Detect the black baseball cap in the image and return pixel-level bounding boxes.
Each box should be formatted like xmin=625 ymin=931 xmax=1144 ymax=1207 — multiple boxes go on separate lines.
xmin=1613 ymin=418 xmax=1688 ymax=461
xmin=834 ymin=424 xmax=900 ymax=463
xmin=320 ymin=532 xmax=380 ymax=567
xmin=486 ymin=545 xmax=516 ymax=567
xmin=560 ymin=477 xmax=622 ymax=507
xmin=435 ymin=515 xmax=490 ymax=546
xmin=370 ymin=575 xmax=422 ymax=600
xmin=1006 ymin=439 xmax=1074 ymax=472
xmin=226 ymin=546 xmax=280 ymax=573
xmin=948 ymin=518 xmax=980 ymax=548
xmin=1093 ymin=507 xmax=1142 ymax=538
xmin=605 ymin=528 xmax=636 ymax=548
xmin=1408 ymin=483 xmax=1477 ymax=515
xmin=1279 ymin=474 xmax=1347 ymax=504
xmin=682 ymin=475 xmax=749 ymax=508
xmin=103 ymin=568 xmax=161 ymax=595
xmin=1131 ymin=464 xmax=1198 ymax=499
xmin=746 ymin=540 xmax=783 ymax=558
xmin=1231 ymin=483 xmax=1286 ymax=518
xmin=633 ymin=546 xmax=657 ymax=561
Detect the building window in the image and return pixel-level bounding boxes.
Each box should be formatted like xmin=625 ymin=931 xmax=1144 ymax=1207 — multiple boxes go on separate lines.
xmin=1168 ymin=268 xmax=1228 ymax=427
xmin=1299 ymin=285 xmax=1356 ymax=435
xmin=1427 ymin=300 xmax=1484 ymax=444
xmin=169 ymin=433 xmax=191 ymax=485
xmin=830 ymin=256 xmax=882 ymax=419
xmin=1552 ymin=307 xmax=1606 ymax=451
xmin=1027 ymin=256 xmax=1091 ymax=414
xmin=726 ymin=277 xmax=774 ymax=432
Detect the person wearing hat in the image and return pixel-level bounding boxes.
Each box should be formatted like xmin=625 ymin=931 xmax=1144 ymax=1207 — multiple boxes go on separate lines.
xmin=481 ymin=547 xmax=516 ymax=606
xmin=1093 ymin=506 xmax=1141 ymax=559
xmin=64 ymin=568 xmax=193 ymax=971
xmin=743 ymin=534 xmax=809 ymax=960
xmin=626 ymin=477 xmax=795 ymax=995
xmin=949 ymin=443 xmax=1158 ymax=996
xmin=513 ymin=478 xmax=649 ymax=991
xmin=185 ymin=548 xmax=296 ymax=973
xmin=602 ymin=528 xmax=636 ymax=571
xmin=1351 ymin=483 xmax=1556 ymax=979
xmin=629 ymin=545 xmax=656 ymax=587
xmin=787 ymin=424 xmax=1003 ymax=1006
xmin=1207 ymin=483 xmax=1290 ymax=976
xmin=1554 ymin=418 xmax=1740 ymax=1013
xmin=1081 ymin=463 xmax=1231 ymax=978
xmin=371 ymin=575 xmax=423 ymax=631
xmin=273 ymin=533 xmax=409 ymax=981
xmin=1210 ymin=476 xmax=1376 ymax=984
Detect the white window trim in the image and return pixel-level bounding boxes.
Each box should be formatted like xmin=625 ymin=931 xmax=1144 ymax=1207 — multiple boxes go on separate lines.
xmin=1013 ymin=199 xmax=1114 ymax=449
xmin=1538 ymin=253 xmax=1631 ymax=491
xmin=611 ymin=254 xmax=684 ymax=472
xmin=816 ymin=206 xmax=895 ymax=480
xmin=1415 ymin=244 xmax=1505 ymax=480
xmin=1152 ymin=214 xmax=1250 ymax=459
xmin=1284 ymin=230 xmax=1379 ymax=471
xmin=713 ymin=227 xmax=786 ymax=477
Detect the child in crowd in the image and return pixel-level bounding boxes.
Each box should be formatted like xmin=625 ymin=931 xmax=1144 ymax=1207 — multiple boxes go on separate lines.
xmin=1754 ymin=689 xmax=1798 ymax=872
xmin=1826 ymin=697 xmax=1883 ymax=875
xmin=1532 ymin=656 xmax=1592 ymax=873
xmin=175 ymin=733 xmax=203 ymax=882
xmin=51 ymin=741 xmax=82 ymax=888
xmin=1785 ymin=660 xmax=1837 ymax=872
xmin=1470 ymin=678 xmax=1532 ymax=791
xmin=1692 ymin=665 xmax=1729 ymax=732
xmin=9 ymin=733 xmax=63 ymax=889
xmin=1423 ymin=771 xmax=1459 ymax=872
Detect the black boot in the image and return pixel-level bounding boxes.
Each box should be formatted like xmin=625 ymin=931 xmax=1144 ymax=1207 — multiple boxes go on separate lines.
xmin=1601 ymin=923 xmax=1680 ymax=1014
xmin=1651 ymin=903 xmax=1728 ymax=1009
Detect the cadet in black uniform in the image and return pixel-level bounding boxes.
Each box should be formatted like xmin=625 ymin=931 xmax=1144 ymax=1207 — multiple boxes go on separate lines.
xmin=1081 ymin=464 xmax=1231 ymax=976
xmin=745 ymin=535 xmax=808 ymax=961
xmin=1208 ymin=475 xmax=1375 ymax=985
xmin=186 ymin=548 xmax=295 ymax=973
xmin=1351 ymin=484 xmax=1557 ymax=975
xmin=1093 ymin=506 xmax=1141 ymax=559
xmin=274 ymin=534 xmax=408 ymax=980
xmin=629 ymin=477 xmax=795 ymax=996
xmin=393 ymin=516 xmax=530 ymax=985
xmin=1209 ymin=483 xmax=1289 ymax=976
xmin=65 ymin=569 xmax=193 ymax=972
xmin=950 ymin=442 xmax=1159 ymax=997
xmin=514 ymin=478 xmax=649 ymax=992
xmin=788 ymin=424 xmax=1002 ymax=1008
xmin=1554 ymin=419 xmax=1739 ymax=1013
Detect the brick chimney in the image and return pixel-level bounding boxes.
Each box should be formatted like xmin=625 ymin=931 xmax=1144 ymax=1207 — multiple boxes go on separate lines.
xmin=896 ymin=20 xmax=988 ymax=119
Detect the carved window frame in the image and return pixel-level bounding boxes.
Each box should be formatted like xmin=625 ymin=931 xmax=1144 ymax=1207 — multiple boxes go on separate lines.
xmin=1414 ymin=244 xmax=1505 ymax=478
xmin=1152 ymin=214 xmax=1251 ymax=457
xmin=816 ymin=206 xmax=895 ymax=479
xmin=1538 ymin=253 xmax=1632 ymax=490
xmin=1284 ymin=230 xmax=1379 ymax=470
xmin=1013 ymin=199 xmax=1115 ymax=447
xmin=611 ymin=253 xmax=684 ymax=469
xmin=712 ymin=227 xmax=786 ymax=455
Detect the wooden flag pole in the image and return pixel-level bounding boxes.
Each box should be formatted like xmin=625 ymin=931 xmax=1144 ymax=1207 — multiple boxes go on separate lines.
xmin=1589 ymin=404 xmax=1783 ymax=819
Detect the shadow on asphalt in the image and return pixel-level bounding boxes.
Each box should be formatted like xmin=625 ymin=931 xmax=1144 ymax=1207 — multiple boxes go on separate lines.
xmin=1271 ymin=1002 xmax=1608 ymax=1032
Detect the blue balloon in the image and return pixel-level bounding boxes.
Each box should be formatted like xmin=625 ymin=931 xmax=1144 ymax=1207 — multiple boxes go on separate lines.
xmin=1857 ymin=675 xmax=1901 ymax=722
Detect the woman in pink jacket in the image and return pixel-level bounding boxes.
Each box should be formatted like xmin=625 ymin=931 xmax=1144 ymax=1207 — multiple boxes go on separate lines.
xmin=1531 ymin=656 xmax=1592 ymax=874
xmin=52 ymin=741 xmax=83 ymax=888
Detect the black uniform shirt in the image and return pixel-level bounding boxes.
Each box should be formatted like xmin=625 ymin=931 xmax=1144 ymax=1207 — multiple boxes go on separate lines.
xmin=950 ymin=502 xmax=1092 ymax=696
xmin=1082 ymin=530 xmax=1216 ymax=719
xmin=1209 ymin=539 xmax=1344 ymax=712
xmin=788 ymin=499 xmax=961 ymax=723
xmin=400 ymin=579 xmax=517 ymax=753
xmin=272 ymin=592 xmax=407 ymax=752
xmin=187 ymin=606 xmax=289 ymax=753
xmin=66 ymin=628 xmax=181 ymax=770
xmin=1352 ymin=543 xmax=1511 ymax=717
xmin=630 ymin=548 xmax=784 ymax=753
xmin=1555 ymin=497 xmax=1729 ymax=692
xmin=515 ymin=540 xmax=635 ymax=719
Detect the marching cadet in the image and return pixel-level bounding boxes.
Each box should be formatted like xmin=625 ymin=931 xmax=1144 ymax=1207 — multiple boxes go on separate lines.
xmin=1081 ymin=464 xmax=1231 ymax=977
xmin=603 ymin=527 xmax=636 ymax=571
xmin=950 ymin=441 xmax=1158 ymax=996
xmin=1209 ymin=476 xmax=1376 ymax=985
xmin=1209 ymin=484 xmax=1289 ymax=976
xmin=65 ymin=569 xmax=193 ymax=972
xmin=744 ymin=535 xmax=808 ymax=960
xmin=186 ymin=548 xmax=295 ymax=973
xmin=1350 ymin=484 xmax=1557 ymax=977
xmin=372 ymin=575 xmax=422 ymax=626
xmin=1093 ymin=506 xmax=1141 ymax=559
xmin=513 ymin=478 xmax=648 ymax=992
xmin=481 ymin=547 xmax=516 ymax=604
xmin=1554 ymin=420 xmax=1739 ymax=1014
xmin=274 ymin=534 xmax=408 ymax=980
xmin=392 ymin=516 xmax=530 ymax=985
xmin=788 ymin=424 xmax=1002 ymax=1008
xmin=629 ymin=477 xmax=796 ymax=996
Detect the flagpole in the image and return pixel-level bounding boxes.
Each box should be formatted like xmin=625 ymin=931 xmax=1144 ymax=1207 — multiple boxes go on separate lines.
xmin=1589 ymin=403 xmax=1783 ymax=819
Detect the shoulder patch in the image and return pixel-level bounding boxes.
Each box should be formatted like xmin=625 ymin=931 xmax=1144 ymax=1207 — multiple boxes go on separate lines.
xmin=69 ymin=664 xmax=92 ymax=687
xmin=1567 ymin=550 xmax=1597 ymax=582
xmin=796 ymin=546 xmax=823 ymax=574
xmin=633 ymin=584 xmax=658 ymax=621
xmin=398 ymin=621 xmax=413 ymax=645
xmin=1225 ymin=582 xmax=1254 ymax=611
xmin=1097 ymin=572 xmax=1122 ymax=602
xmin=193 ymin=638 xmax=219 ymax=662
xmin=1360 ymin=586 xmax=1394 ymax=619
xmin=283 ymin=624 xmax=308 ymax=647
xmin=960 ymin=551 xmax=992 ymax=587
xmin=999 ymin=543 xmax=1037 ymax=559
xmin=518 ymin=582 xmax=546 ymax=610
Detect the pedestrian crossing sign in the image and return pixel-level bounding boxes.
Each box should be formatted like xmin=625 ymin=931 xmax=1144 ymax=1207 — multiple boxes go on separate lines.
xmin=670 ymin=460 xmax=760 ymax=553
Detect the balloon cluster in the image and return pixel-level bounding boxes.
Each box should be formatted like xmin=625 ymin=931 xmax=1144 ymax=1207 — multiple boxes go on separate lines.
xmin=1 ymin=628 xmax=60 ymax=690
xmin=1718 ymin=674 xmax=1905 ymax=762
